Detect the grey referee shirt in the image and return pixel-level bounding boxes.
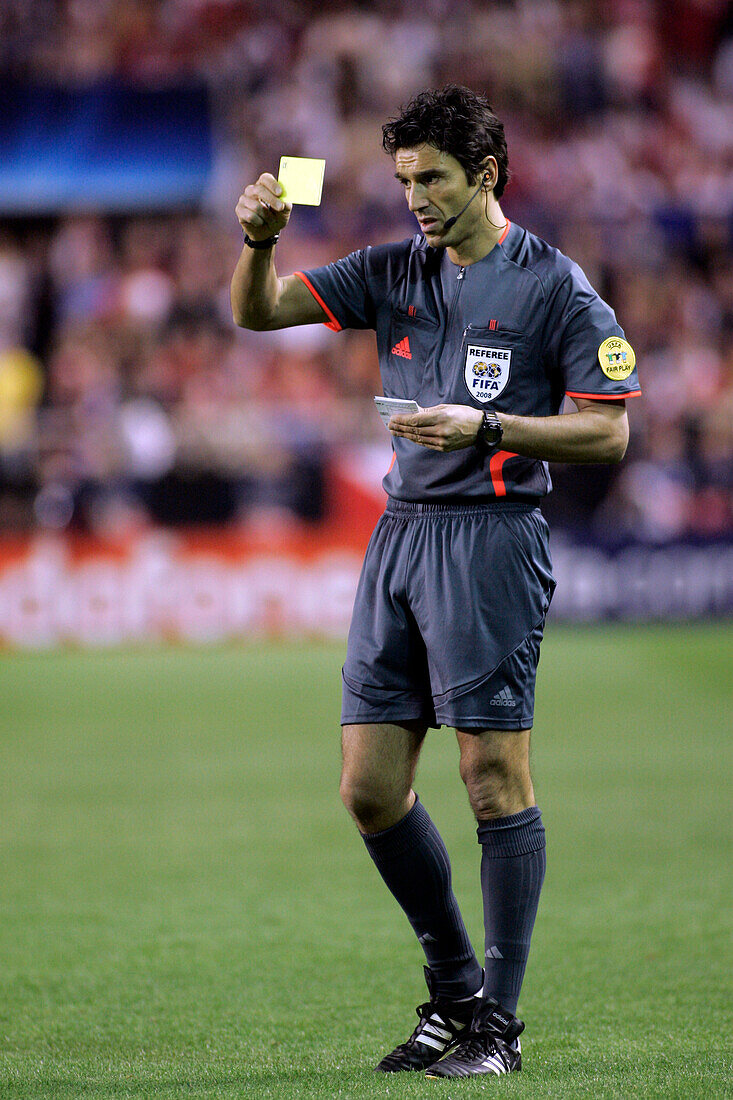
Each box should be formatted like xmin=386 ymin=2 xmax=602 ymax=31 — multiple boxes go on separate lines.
xmin=295 ymin=220 xmax=640 ymax=502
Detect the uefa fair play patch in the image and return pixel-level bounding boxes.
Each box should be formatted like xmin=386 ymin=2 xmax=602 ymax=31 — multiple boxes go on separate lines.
xmin=598 ymin=337 xmax=636 ymax=380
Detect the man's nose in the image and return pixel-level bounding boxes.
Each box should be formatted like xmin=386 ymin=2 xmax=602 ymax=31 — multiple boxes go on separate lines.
xmin=406 ymin=183 xmax=428 ymax=211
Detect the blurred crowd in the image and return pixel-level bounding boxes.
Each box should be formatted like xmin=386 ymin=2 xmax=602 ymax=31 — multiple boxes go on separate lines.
xmin=0 ymin=0 xmax=731 ymax=541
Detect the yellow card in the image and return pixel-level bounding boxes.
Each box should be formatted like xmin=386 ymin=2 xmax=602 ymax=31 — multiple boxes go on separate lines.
xmin=277 ymin=156 xmax=325 ymax=205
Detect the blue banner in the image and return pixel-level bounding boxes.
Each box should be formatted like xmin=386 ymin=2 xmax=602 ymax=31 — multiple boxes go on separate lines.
xmin=0 ymin=80 xmax=213 ymax=212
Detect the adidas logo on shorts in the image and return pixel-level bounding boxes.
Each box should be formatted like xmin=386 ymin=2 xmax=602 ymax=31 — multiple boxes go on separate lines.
xmin=391 ymin=336 xmax=412 ymax=359
xmin=490 ymin=686 xmax=516 ymax=707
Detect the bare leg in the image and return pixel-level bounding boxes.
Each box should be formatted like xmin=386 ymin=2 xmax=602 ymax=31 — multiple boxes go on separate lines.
xmin=456 ymin=728 xmax=534 ymax=820
xmin=340 ymin=720 xmax=426 ymax=833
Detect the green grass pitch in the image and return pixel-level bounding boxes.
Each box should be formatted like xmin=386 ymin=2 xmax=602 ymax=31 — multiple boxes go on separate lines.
xmin=1 ymin=624 xmax=731 ymax=1099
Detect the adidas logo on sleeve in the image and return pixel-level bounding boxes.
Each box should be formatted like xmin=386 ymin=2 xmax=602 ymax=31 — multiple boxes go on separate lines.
xmin=490 ymin=686 xmax=516 ymax=707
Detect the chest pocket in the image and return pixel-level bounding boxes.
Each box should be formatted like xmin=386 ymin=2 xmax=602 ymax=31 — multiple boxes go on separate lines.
xmin=384 ymin=308 xmax=440 ymax=400
xmin=460 ymin=324 xmax=526 ymax=407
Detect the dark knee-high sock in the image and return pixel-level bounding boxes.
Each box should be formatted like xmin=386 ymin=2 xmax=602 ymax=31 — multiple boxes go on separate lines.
xmin=361 ymin=795 xmax=482 ymax=999
xmin=477 ymin=806 xmax=546 ymax=1015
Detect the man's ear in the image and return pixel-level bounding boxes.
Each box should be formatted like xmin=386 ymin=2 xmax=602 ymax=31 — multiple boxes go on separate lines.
xmin=479 ymin=157 xmax=498 ymax=189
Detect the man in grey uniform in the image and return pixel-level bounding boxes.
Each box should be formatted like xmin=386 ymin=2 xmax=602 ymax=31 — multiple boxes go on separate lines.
xmin=231 ymin=85 xmax=640 ymax=1080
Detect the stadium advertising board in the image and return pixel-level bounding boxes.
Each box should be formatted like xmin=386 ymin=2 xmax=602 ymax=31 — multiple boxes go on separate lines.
xmin=0 ymin=530 xmax=731 ymax=648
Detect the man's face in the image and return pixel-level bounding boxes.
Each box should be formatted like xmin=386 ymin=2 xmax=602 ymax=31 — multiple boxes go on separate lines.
xmin=394 ymin=144 xmax=481 ymax=243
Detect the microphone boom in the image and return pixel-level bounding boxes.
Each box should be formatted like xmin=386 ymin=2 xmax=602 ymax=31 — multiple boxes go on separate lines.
xmin=443 ymin=181 xmax=485 ymax=231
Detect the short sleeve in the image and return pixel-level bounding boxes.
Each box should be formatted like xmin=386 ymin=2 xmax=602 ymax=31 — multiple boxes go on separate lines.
xmin=543 ymin=263 xmax=641 ymax=400
xmin=295 ymin=249 xmax=375 ymax=332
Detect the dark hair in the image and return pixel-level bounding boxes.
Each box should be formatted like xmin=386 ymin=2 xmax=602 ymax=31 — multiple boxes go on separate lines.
xmin=382 ymin=85 xmax=510 ymax=198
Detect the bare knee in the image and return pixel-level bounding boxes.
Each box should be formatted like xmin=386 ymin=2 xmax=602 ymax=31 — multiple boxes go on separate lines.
xmin=339 ymin=772 xmax=413 ymax=834
xmin=460 ymin=757 xmax=513 ymax=819
xmin=458 ymin=730 xmax=535 ymax=820
xmin=339 ymin=771 xmax=382 ymax=826
xmin=340 ymin=721 xmax=424 ymax=834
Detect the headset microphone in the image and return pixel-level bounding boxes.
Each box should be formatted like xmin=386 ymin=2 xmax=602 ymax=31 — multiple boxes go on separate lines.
xmin=443 ymin=173 xmax=491 ymax=231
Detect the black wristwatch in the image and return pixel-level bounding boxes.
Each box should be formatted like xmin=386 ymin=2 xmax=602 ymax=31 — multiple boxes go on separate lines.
xmin=243 ymin=233 xmax=280 ymax=249
xmin=477 ymin=407 xmax=503 ymax=451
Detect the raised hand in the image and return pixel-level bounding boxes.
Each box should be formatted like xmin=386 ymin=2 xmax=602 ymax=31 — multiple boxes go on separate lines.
xmin=235 ymin=172 xmax=293 ymax=241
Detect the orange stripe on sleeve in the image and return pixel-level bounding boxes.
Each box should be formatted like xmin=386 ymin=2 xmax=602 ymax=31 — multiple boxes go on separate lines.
xmin=565 ymin=390 xmax=642 ymax=400
xmin=294 ymin=271 xmax=342 ymax=331
xmin=489 ymin=449 xmax=518 ymax=497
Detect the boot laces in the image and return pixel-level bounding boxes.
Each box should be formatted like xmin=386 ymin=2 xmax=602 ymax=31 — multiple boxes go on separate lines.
xmin=404 ymin=1001 xmax=447 ymax=1048
xmin=454 ymin=1027 xmax=506 ymax=1065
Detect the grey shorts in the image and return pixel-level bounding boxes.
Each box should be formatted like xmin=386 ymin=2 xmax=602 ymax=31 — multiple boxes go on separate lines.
xmin=341 ymin=500 xmax=556 ymax=731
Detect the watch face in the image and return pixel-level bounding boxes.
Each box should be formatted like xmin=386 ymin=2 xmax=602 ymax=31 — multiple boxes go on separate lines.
xmin=483 ymin=413 xmax=502 ymax=444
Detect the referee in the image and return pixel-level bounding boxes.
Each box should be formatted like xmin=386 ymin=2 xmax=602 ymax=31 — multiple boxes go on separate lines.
xmin=231 ymin=85 xmax=640 ymax=1080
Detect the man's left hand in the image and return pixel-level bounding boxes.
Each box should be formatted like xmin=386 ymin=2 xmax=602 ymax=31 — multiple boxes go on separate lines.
xmin=389 ymin=404 xmax=484 ymax=451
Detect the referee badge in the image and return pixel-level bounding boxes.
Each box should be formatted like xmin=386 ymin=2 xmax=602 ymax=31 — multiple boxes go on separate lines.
xmin=464 ymin=343 xmax=512 ymax=404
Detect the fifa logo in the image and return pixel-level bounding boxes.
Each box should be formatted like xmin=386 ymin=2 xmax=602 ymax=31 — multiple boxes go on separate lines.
xmin=472 ymin=361 xmax=501 ymax=378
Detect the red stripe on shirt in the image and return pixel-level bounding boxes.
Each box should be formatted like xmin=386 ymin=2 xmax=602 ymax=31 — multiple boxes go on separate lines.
xmin=489 ymin=450 xmax=518 ymax=497
xmin=565 ymin=390 xmax=642 ymax=400
xmin=498 ymin=220 xmax=511 ymax=244
xmin=293 ymin=271 xmax=342 ymax=331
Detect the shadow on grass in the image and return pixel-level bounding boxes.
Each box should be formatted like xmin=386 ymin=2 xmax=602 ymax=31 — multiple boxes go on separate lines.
xmin=242 ymin=1065 xmax=529 ymax=1098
